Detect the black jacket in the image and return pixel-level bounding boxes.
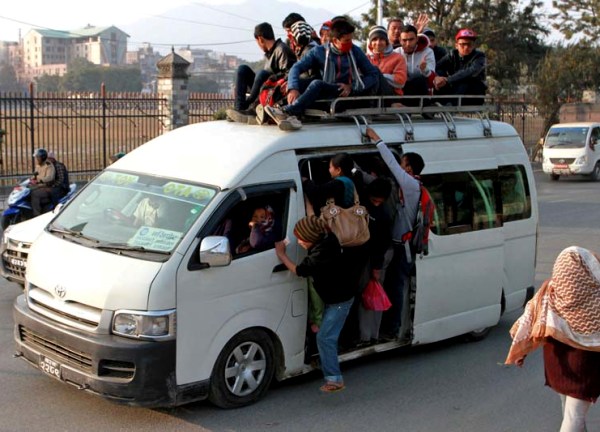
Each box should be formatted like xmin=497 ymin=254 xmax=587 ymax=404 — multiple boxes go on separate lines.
xmin=264 ymin=39 xmax=297 ymax=79
xmin=436 ymin=48 xmax=486 ymax=86
xmin=296 ymin=234 xmax=366 ymax=304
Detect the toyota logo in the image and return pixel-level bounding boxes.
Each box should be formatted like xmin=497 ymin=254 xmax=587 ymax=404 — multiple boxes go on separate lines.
xmin=559 ymin=159 xmax=565 ymax=164
xmin=54 ymin=285 xmax=66 ymax=298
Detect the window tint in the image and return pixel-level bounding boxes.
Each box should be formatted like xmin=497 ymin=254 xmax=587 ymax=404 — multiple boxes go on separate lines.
xmin=499 ymin=165 xmax=531 ymax=222
xmin=209 ymin=189 xmax=289 ymax=259
xmin=421 ymin=169 xmax=501 ymax=235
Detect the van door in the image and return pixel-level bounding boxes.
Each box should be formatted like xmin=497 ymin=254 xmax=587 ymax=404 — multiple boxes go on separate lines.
xmin=499 ymin=164 xmax=536 ymax=312
xmin=414 ymin=167 xmax=504 ymax=344
xmin=175 ymin=181 xmax=307 ymax=388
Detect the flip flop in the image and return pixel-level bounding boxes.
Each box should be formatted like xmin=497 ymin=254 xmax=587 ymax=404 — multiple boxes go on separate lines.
xmin=320 ymin=382 xmax=345 ymax=393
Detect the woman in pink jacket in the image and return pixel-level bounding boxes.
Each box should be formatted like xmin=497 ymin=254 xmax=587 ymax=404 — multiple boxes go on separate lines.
xmin=366 ymin=25 xmax=407 ymax=96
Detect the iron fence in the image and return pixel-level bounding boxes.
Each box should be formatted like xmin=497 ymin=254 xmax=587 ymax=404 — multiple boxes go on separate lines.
xmin=189 ymin=92 xmax=233 ymax=123
xmin=491 ymin=100 xmax=546 ymax=156
xmin=0 ymin=86 xmax=168 ymax=183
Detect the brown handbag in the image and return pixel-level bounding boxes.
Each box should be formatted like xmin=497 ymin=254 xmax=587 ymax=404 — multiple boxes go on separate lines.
xmin=319 ymin=188 xmax=370 ymax=247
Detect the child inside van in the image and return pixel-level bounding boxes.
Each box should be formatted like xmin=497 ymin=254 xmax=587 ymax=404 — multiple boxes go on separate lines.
xmin=235 ymin=205 xmax=276 ymax=254
xmin=275 ymin=215 xmax=361 ymax=393
xmin=303 ymin=153 xmax=356 ymax=215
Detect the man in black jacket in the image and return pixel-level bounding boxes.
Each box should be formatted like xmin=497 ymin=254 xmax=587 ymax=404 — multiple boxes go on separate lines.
xmin=227 ymin=22 xmax=296 ymax=123
xmin=433 ymin=28 xmax=487 ymax=105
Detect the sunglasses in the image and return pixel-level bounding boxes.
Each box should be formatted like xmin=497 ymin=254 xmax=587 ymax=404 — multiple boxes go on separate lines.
xmin=458 ymin=42 xmax=474 ymax=47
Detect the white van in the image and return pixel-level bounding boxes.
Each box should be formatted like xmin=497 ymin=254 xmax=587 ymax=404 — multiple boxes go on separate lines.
xmin=13 ymin=104 xmax=538 ymax=408
xmin=542 ymin=122 xmax=600 ymax=181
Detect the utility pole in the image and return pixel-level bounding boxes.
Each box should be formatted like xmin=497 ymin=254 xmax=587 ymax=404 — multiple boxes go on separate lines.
xmin=377 ymin=0 xmax=384 ymax=26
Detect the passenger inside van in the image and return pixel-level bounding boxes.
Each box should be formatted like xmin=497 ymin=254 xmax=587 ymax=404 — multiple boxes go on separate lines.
xmin=132 ymin=196 xmax=162 ymax=227
xmin=235 ymin=205 xmax=277 ymax=254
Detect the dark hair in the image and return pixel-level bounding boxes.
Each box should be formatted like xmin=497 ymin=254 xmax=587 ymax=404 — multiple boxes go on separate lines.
xmin=367 ymin=177 xmax=392 ymax=199
xmin=331 ymin=15 xmax=349 ymax=23
xmin=330 ymin=153 xmax=354 ymax=177
xmin=254 ymin=22 xmax=275 ymax=40
xmin=401 ymin=24 xmax=418 ymax=36
xmin=330 ymin=20 xmax=355 ymax=40
xmin=282 ymin=13 xmax=305 ymax=29
xmin=387 ymin=18 xmax=403 ymax=30
xmin=403 ymin=152 xmax=425 ymax=175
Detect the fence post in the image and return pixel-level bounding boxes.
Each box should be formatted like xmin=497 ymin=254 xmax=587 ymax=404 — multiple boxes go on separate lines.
xmin=29 ymin=82 xmax=35 ymax=173
xmin=157 ymin=49 xmax=191 ymax=133
xmin=101 ymin=83 xmax=107 ymax=166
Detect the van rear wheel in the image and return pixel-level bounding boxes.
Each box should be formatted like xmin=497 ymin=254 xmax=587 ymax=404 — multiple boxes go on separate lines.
xmin=550 ymin=174 xmax=560 ymax=181
xmin=208 ymin=329 xmax=275 ymax=409
xmin=464 ymin=327 xmax=492 ymax=342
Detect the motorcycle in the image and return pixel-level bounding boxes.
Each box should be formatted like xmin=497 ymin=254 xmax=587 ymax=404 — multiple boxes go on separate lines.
xmin=1 ymin=177 xmax=77 ymax=230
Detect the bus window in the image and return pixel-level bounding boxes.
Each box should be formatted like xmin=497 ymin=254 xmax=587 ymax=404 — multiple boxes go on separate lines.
xmin=499 ymin=165 xmax=531 ymax=222
xmin=422 ymin=169 xmax=500 ymax=235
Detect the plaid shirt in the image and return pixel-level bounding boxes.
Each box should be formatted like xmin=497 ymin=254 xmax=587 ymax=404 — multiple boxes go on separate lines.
xmin=51 ymin=160 xmax=69 ymax=191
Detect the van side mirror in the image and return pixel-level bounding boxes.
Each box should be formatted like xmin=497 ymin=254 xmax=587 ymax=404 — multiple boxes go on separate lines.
xmin=200 ymin=236 xmax=232 ymax=267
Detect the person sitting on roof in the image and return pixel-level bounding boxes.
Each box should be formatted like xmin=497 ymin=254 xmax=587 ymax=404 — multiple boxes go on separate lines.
xmin=227 ymin=22 xmax=296 ymax=124
xmin=263 ymin=19 xmax=380 ymax=131
xmin=422 ymin=28 xmax=447 ymax=63
xmin=366 ymin=25 xmax=407 ymax=97
xmin=395 ymin=24 xmax=436 ymax=103
xmin=433 ymin=28 xmax=487 ymax=106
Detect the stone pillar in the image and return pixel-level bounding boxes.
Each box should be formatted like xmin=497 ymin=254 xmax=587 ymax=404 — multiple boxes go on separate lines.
xmin=157 ymin=48 xmax=191 ymax=133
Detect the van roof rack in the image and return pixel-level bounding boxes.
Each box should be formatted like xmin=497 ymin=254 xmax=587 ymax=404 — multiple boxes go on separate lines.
xmin=303 ymin=95 xmax=493 ymax=139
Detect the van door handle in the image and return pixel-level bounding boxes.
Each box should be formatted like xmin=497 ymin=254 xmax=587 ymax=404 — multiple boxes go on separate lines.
xmin=272 ymin=264 xmax=288 ymax=273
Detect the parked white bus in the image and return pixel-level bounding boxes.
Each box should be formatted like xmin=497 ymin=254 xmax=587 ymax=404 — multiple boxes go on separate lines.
xmin=13 ymin=103 xmax=538 ymax=408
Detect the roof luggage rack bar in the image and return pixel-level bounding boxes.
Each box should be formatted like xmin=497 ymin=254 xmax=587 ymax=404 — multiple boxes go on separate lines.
xmin=439 ymin=110 xmax=458 ymax=139
xmin=478 ymin=111 xmax=493 ymax=137
xmin=395 ymin=113 xmax=414 ymax=141
xmin=303 ymin=95 xmax=493 ymax=120
xmin=350 ymin=115 xmax=370 ymax=143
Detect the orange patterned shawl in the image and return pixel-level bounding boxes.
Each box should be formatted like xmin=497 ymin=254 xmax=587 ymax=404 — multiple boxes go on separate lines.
xmin=505 ymin=246 xmax=600 ymax=365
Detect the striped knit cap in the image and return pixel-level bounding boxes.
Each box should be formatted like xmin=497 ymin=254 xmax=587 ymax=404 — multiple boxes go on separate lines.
xmin=294 ymin=215 xmax=328 ymax=243
xmin=291 ymin=21 xmax=314 ymax=47
xmin=368 ymin=25 xmax=388 ymax=42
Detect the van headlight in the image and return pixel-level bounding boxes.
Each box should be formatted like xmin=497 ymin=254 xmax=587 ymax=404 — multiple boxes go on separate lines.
xmin=575 ymin=156 xmax=587 ymax=165
xmin=2 ymin=225 xmax=13 ymax=246
xmin=112 ymin=309 xmax=176 ymax=340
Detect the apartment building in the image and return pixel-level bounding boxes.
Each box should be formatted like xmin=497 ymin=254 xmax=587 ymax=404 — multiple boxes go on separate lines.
xmin=21 ymin=25 xmax=129 ymax=81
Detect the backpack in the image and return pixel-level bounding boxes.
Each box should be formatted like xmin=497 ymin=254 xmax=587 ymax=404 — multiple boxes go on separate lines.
xmin=402 ymin=183 xmax=434 ymax=258
xmin=258 ymin=77 xmax=287 ymax=108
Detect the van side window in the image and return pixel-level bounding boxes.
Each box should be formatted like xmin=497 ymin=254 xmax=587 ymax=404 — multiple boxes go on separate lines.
xmin=499 ymin=165 xmax=531 ymax=222
xmin=422 ymin=169 xmax=501 ymax=235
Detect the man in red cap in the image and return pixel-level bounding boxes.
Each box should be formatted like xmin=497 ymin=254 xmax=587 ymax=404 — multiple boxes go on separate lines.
xmin=433 ymin=28 xmax=487 ymax=105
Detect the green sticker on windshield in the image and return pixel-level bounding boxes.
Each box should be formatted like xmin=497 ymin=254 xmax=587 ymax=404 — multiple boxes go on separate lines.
xmin=163 ymin=182 xmax=213 ymax=201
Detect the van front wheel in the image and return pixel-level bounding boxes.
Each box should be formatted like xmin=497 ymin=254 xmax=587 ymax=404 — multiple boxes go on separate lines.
xmin=590 ymin=163 xmax=600 ymax=181
xmin=208 ymin=329 xmax=275 ymax=408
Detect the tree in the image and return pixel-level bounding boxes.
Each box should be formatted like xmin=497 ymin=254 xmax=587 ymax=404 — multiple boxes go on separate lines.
xmin=61 ymin=59 xmax=142 ymax=92
xmin=535 ymin=44 xmax=600 ymax=133
xmin=35 ymin=74 xmax=61 ymax=92
xmin=550 ymin=0 xmax=600 ymax=41
xmin=188 ymin=75 xmax=219 ymax=93
xmin=0 ymin=64 xmax=21 ymax=92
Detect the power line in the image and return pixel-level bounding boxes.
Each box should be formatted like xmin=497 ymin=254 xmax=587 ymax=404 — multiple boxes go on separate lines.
xmin=190 ymin=1 xmax=260 ymax=24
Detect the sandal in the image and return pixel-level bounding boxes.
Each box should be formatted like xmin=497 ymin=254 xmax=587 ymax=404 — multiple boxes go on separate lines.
xmin=319 ymin=382 xmax=345 ymax=393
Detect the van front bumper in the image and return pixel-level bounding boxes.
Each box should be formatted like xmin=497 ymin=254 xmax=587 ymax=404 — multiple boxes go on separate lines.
xmin=13 ymin=294 xmax=208 ymax=407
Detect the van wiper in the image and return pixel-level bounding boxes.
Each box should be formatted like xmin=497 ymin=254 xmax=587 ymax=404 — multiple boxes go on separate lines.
xmin=48 ymin=224 xmax=97 ymax=242
xmin=93 ymin=242 xmax=171 ymax=255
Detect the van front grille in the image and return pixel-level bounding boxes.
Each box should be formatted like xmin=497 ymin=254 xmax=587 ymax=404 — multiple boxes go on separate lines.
xmin=19 ymin=325 xmax=93 ymax=373
xmin=550 ymin=158 xmax=575 ymax=165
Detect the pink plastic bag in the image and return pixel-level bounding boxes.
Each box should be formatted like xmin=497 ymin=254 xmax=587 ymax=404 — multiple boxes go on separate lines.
xmin=362 ymin=279 xmax=392 ymax=311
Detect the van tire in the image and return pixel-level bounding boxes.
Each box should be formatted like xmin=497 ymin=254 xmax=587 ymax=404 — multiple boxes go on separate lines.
xmin=590 ymin=163 xmax=600 ymax=181
xmin=550 ymin=174 xmax=560 ymax=181
xmin=208 ymin=329 xmax=275 ymax=409
xmin=464 ymin=327 xmax=492 ymax=342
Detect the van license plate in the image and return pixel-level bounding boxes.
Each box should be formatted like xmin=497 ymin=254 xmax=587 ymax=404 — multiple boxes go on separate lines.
xmin=553 ymin=164 xmax=568 ymax=169
xmin=9 ymin=258 xmax=25 ymax=267
xmin=39 ymin=356 xmax=61 ymax=380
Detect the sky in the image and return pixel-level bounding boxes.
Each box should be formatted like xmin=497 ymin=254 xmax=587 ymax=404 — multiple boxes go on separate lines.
xmin=0 ymin=0 xmax=370 ymax=42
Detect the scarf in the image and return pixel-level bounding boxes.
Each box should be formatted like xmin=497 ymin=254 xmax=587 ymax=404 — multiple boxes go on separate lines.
xmin=505 ymin=246 xmax=600 ymax=365
xmin=323 ymin=43 xmax=365 ymax=92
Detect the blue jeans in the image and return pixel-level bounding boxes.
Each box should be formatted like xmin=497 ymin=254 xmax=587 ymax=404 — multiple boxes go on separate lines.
xmin=284 ymin=80 xmax=340 ymax=116
xmin=234 ymin=65 xmax=270 ymax=110
xmin=317 ymin=297 xmax=353 ymax=383
xmin=381 ymin=243 xmax=414 ymax=336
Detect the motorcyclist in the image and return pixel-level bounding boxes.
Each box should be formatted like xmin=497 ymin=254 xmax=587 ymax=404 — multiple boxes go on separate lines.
xmin=47 ymin=151 xmax=70 ymax=204
xmin=30 ymin=148 xmax=55 ymax=217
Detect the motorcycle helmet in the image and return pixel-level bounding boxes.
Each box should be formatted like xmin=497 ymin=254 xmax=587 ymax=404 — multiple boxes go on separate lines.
xmin=33 ymin=148 xmax=48 ymax=162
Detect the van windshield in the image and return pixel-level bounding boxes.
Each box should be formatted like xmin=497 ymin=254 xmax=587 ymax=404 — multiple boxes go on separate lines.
xmin=545 ymin=127 xmax=588 ymax=148
xmin=50 ymin=171 xmax=216 ymax=257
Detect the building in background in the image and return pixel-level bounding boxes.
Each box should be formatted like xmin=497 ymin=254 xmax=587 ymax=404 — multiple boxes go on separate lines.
xmin=20 ymin=25 xmax=129 ymax=81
